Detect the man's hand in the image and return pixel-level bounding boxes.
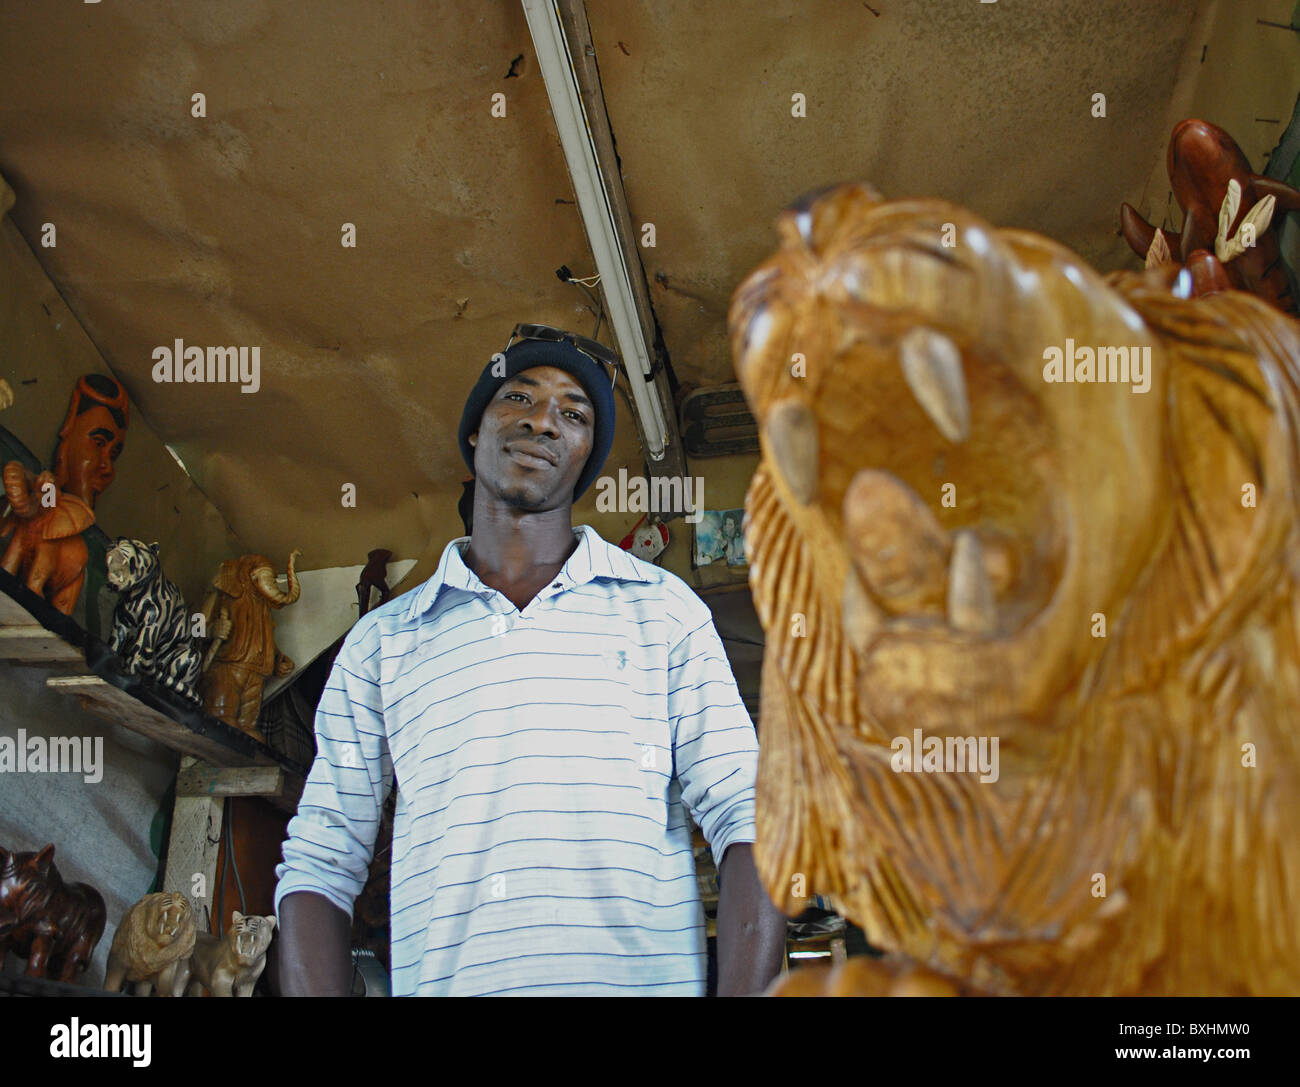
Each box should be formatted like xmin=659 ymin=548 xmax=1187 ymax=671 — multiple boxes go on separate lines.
xmin=714 ymin=842 xmax=787 ymax=996
xmin=268 ymin=891 xmax=354 ymax=996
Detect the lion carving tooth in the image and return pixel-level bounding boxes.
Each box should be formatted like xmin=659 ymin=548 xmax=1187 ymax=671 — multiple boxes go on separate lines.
xmin=842 ymin=568 xmax=884 ymax=652
xmin=843 ymin=468 xmax=949 ymax=613
xmin=898 ymin=327 xmax=970 ymax=443
xmin=947 ymin=529 xmax=998 ymax=634
xmin=764 ymin=397 xmax=819 ymax=504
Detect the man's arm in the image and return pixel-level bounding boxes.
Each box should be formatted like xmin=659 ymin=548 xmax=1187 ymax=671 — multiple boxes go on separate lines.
xmin=270 ymin=892 xmax=354 ymax=997
xmin=667 ymin=589 xmax=782 ymax=996
xmin=715 ymin=842 xmax=787 ymax=996
xmin=272 ymin=618 xmax=392 ymax=995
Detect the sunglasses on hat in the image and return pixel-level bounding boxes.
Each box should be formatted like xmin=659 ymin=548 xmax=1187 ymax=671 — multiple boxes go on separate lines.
xmin=504 ymin=323 xmax=620 ymax=392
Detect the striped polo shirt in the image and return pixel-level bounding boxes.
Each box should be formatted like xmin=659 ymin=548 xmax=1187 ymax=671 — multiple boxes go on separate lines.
xmin=274 ymin=524 xmax=759 ymax=996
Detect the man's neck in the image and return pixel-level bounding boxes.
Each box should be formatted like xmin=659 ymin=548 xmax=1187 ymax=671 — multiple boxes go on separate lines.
xmin=462 ymin=502 xmax=579 ymax=612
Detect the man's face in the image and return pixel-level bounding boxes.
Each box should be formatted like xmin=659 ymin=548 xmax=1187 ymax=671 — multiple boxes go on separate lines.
xmin=56 ymin=404 xmax=125 ymax=506
xmin=469 ymin=365 xmax=593 ymax=511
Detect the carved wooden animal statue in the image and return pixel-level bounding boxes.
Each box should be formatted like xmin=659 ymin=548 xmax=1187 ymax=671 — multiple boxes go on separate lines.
xmin=0 ymin=844 xmax=106 ymax=983
xmin=103 ymin=892 xmax=196 ymax=997
xmin=0 ymin=466 xmax=93 ymax=613
xmin=199 ymin=550 xmax=302 ymax=738
xmin=106 ymin=538 xmax=203 ymax=702
xmin=0 ymin=373 xmax=128 ymax=614
xmin=181 ymin=911 xmax=275 ymax=997
xmin=731 ymin=182 xmax=1300 ymax=996
xmin=1121 ymin=119 xmax=1300 ymax=313
xmin=357 ymin=548 xmax=392 ymax=617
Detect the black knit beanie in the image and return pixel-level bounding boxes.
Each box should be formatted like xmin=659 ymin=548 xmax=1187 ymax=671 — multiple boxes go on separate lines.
xmin=457 ymin=337 xmax=616 ymax=500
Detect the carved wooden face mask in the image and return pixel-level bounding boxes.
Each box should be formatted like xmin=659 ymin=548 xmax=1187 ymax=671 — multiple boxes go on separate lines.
xmin=730 ymin=182 xmax=1300 ymax=996
xmin=54 ymin=375 xmax=128 ymax=507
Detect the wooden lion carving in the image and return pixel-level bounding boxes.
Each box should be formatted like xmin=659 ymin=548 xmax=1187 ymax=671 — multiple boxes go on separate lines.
xmin=730 ymin=182 xmax=1300 ymax=996
xmin=103 ymin=892 xmax=196 ymax=997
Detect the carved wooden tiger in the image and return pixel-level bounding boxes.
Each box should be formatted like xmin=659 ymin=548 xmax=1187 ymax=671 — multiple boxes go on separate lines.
xmin=105 ymin=539 xmax=202 ymax=703
xmin=182 ymin=911 xmax=276 ymax=997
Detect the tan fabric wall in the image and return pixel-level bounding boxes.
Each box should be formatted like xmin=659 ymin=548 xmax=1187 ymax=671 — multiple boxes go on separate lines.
xmin=0 ymin=197 xmax=242 ymax=610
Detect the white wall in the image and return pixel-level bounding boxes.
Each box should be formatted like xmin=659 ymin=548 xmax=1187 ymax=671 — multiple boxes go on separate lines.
xmin=0 ymin=664 xmax=178 ymax=988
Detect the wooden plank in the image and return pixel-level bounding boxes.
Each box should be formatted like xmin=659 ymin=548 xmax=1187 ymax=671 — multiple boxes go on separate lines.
xmin=176 ymin=761 xmax=304 ymax=813
xmin=0 ymin=590 xmax=36 ymax=625
xmin=163 ymin=763 xmax=224 ymax=933
xmin=45 ymin=674 xmax=265 ymax=768
xmin=0 ymin=592 xmax=84 ymax=662
xmin=0 ymin=625 xmax=85 ymax=662
xmin=177 ymin=762 xmax=284 ymax=798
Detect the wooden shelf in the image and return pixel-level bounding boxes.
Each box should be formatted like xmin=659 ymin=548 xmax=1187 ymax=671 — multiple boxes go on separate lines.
xmin=175 ymin=759 xmax=304 ymax=813
xmin=0 ymin=595 xmax=85 ymax=663
xmin=0 ymin=970 xmax=127 ymax=998
xmin=48 ymin=674 xmax=261 ymax=766
xmin=0 ymin=591 xmax=85 ymax=662
xmin=1 ymin=571 xmax=308 ymax=794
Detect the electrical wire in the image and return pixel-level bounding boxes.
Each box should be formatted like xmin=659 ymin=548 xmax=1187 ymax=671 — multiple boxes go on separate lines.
xmin=218 ymin=800 xmax=247 ymax=935
xmin=561 ymin=270 xmax=607 ymax=342
xmin=228 ymin=802 xmax=247 ymax=916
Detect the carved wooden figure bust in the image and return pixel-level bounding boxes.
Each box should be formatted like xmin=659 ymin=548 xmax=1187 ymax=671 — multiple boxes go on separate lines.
xmin=731 ymin=182 xmax=1300 ymax=996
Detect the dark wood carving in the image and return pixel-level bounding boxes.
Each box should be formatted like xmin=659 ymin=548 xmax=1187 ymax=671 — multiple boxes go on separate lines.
xmin=1121 ymin=119 xmax=1300 ymax=313
xmin=357 ymin=548 xmax=392 ymax=617
xmin=0 ymin=844 xmax=106 ymax=983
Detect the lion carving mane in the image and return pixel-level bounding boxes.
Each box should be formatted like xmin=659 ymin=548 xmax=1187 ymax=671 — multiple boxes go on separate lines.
xmin=103 ymin=892 xmax=197 ymax=997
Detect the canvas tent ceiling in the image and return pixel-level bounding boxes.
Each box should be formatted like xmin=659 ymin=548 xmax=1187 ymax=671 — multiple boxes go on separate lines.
xmin=0 ymin=0 xmax=1296 ymax=588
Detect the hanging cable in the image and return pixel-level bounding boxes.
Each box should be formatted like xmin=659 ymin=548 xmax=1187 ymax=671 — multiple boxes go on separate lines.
xmin=228 ymin=802 xmax=247 ymax=916
xmin=219 ymin=801 xmax=247 ymax=930
xmin=555 ymin=265 xmax=607 ymax=341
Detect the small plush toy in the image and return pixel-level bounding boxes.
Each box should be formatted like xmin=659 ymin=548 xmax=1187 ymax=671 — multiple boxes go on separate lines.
xmin=619 ymin=515 xmax=669 ymax=563
xmin=106 ymin=538 xmax=204 ymax=703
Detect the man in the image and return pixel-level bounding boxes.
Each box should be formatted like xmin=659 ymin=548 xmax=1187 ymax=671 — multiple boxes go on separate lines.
xmin=274 ymin=326 xmax=786 ymax=996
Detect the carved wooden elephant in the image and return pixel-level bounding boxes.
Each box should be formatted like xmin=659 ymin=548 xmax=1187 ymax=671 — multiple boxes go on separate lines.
xmin=199 ymin=550 xmax=302 ymax=737
xmin=0 ymin=462 xmax=94 ymax=614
